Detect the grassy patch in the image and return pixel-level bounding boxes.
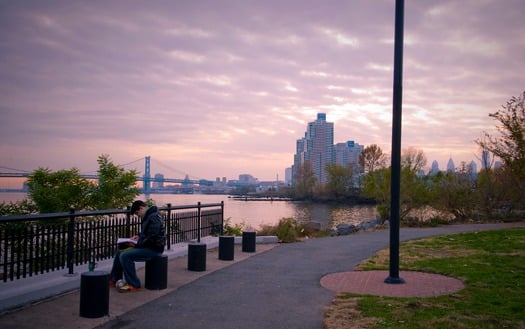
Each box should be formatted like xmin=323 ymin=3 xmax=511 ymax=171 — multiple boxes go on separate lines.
xmin=324 ymin=228 xmax=525 ymax=329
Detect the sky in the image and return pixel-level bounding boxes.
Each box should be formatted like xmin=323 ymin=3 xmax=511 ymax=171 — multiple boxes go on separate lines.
xmin=1 ymin=0 xmax=524 ymax=182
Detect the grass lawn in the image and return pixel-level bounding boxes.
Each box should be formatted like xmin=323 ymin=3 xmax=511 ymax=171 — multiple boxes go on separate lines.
xmin=324 ymin=228 xmax=525 ymax=329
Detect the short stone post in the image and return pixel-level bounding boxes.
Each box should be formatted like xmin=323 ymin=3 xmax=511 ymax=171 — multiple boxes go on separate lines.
xmin=188 ymin=243 xmax=207 ymax=271
xmin=218 ymin=236 xmax=234 ymax=261
xmin=242 ymin=231 xmax=256 ymax=253
xmin=79 ymin=271 xmax=109 ymax=318
xmin=145 ymin=255 xmax=168 ymax=290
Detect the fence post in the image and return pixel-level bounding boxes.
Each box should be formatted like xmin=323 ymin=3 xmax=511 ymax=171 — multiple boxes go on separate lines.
xmin=166 ymin=203 xmax=171 ymax=250
xmin=197 ymin=202 xmax=201 ymax=243
xmin=221 ymin=201 xmax=224 ymax=235
xmin=126 ymin=206 xmax=131 ymax=237
xmin=67 ymin=207 xmax=75 ymax=275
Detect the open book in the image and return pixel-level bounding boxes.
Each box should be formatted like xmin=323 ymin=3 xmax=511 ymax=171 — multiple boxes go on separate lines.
xmin=117 ymin=238 xmax=137 ymax=245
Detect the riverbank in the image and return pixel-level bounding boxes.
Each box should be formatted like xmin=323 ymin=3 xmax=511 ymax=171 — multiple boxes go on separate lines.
xmin=228 ymin=195 xmax=292 ymax=201
xmin=1 ymin=192 xmax=379 ymax=230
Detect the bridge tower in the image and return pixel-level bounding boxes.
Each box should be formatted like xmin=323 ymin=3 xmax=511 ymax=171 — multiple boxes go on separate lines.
xmin=144 ymin=156 xmax=151 ymax=194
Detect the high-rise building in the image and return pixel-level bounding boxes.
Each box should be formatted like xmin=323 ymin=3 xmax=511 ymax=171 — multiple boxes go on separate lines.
xmin=481 ymin=150 xmax=490 ymax=169
xmin=292 ymin=113 xmax=334 ymax=184
xmin=468 ymin=160 xmax=477 ymax=173
xmin=430 ymin=160 xmax=440 ymax=175
xmin=284 ymin=167 xmax=292 ymax=185
xmin=447 ymin=157 xmax=456 ymax=172
xmin=335 ymin=140 xmax=364 ymax=172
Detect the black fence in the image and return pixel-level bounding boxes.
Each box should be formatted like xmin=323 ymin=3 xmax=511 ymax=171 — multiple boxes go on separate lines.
xmin=0 ymin=202 xmax=224 ymax=282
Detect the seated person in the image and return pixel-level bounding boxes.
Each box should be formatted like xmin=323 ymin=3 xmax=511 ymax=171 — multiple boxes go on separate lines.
xmin=110 ymin=200 xmax=166 ymax=292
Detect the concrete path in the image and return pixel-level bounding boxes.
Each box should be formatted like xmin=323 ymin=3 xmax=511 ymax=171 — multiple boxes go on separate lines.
xmin=0 ymin=222 xmax=523 ymax=329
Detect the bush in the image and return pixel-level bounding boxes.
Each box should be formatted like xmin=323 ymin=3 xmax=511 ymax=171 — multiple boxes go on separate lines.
xmin=257 ymin=217 xmax=308 ymax=243
xmin=223 ymin=218 xmax=244 ymax=236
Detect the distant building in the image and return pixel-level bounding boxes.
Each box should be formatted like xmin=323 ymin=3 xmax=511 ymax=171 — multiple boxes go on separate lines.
xmin=335 ymin=140 xmax=364 ymax=173
xmin=430 ymin=160 xmax=440 ymax=175
xmin=153 ymin=173 xmax=164 ymax=188
xmin=292 ymin=113 xmax=334 ymax=184
xmin=213 ymin=177 xmax=228 ymax=187
xmin=481 ymin=150 xmax=491 ymax=169
xmin=468 ymin=160 xmax=477 ymax=174
xmin=447 ymin=157 xmax=456 ymax=173
xmin=238 ymin=174 xmax=258 ymax=185
xmin=284 ymin=167 xmax=292 ymax=185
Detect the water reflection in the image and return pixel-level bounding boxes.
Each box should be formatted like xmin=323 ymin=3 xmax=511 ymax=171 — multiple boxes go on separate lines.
xmin=294 ymin=203 xmax=378 ymax=229
xmin=1 ymin=192 xmax=378 ymax=230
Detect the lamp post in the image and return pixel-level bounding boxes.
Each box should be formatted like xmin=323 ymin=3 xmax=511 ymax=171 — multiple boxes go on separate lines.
xmin=385 ymin=0 xmax=405 ymax=284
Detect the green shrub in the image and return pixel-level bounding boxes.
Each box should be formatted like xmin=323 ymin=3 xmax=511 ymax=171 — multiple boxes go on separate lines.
xmin=276 ymin=217 xmax=299 ymax=242
xmin=223 ymin=218 xmax=244 ymax=236
xmin=257 ymin=217 xmax=330 ymax=242
xmin=258 ymin=217 xmax=302 ymax=243
xmin=257 ymin=224 xmax=276 ymax=236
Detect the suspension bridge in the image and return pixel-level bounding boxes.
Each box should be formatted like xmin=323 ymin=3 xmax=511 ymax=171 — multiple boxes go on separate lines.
xmin=0 ymin=156 xmax=214 ymax=193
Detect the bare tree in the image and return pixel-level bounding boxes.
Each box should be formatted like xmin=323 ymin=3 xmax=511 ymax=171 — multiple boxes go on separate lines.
xmin=293 ymin=161 xmax=317 ymax=200
xmin=359 ymin=144 xmax=388 ymax=174
xmin=401 ymin=147 xmax=427 ymax=173
xmin=476 ymin=91 xmax=525 ymax=209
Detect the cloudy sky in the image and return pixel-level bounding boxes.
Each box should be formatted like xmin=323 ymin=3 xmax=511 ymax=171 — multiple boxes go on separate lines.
xmin=1 ymin=0 xmax=524 ymax=182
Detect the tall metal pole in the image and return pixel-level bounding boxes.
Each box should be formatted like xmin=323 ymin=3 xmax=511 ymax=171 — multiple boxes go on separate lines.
xmin=385 ymin=0 xmax=405 ymax=284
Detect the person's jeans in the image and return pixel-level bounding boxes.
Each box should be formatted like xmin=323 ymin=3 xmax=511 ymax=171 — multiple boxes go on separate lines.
xmin=110 ymin=247 xmax=162 ymax=288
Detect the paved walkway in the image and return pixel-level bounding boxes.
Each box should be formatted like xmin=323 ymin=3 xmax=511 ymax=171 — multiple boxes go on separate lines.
xmin=1 ymin=222 xmax=523 ymax=329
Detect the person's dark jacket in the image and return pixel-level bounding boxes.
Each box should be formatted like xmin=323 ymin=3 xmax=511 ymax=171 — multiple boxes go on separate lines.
xmin=136 ymin=206 xmax=166 ymax=253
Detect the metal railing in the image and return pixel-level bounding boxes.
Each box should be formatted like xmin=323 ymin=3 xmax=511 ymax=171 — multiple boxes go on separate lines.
xmin=0 ymin=201 xmax=224 ymax=282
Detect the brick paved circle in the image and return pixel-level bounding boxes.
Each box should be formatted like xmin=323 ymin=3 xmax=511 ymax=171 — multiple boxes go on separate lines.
xmin=320 ymin=270 xmax=465 ymax=297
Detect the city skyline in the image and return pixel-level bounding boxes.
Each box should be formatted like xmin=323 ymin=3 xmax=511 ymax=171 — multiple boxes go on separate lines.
xmin=1 ymin=1 xmax=524 ymax=181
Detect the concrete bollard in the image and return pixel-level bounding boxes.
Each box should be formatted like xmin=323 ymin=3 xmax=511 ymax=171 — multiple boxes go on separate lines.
xmin=79 ymin=271 xmax=109 ymax=318
xmin=242 ymin=231 xmax=256 ymax=253
xmin=218 ymin=236 xmax=234 ymax=261
xmin=145 ymin=254 xmax=168 ymax=290
xmin=188 ymin=243 xmax=207 ymax=271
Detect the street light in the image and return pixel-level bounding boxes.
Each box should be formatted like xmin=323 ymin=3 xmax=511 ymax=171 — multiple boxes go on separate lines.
xmin=385 ymin=0 xmax=405 ymax=285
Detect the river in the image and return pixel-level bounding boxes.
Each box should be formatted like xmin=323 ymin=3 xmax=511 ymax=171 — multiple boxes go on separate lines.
xmin=0 ymin=192 xmax=378 ymax=230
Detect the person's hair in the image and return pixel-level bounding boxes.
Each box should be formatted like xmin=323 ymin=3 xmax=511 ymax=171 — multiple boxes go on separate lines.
xmin=130 ymin=200 xmax=146 ymax=215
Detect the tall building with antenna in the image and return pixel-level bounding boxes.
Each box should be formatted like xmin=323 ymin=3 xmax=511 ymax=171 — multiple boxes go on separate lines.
xmin=481 ymin=150 xmax=491 ymax=169
xmin=292 ymin=113 xmax=334 ymax=184
xmin=447 ymin=157 xmax=456 ymax=173
xmin=430 ymin=160 xmax=439 ymax=175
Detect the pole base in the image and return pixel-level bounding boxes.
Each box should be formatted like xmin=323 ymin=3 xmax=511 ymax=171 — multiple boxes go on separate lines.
xmin=384 ymin=276 xmax=405 ymax=284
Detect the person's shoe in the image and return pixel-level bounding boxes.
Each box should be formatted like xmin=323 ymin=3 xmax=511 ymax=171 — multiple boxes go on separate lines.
xmin=109 ymin=280 xmax=116 ymax=287
xmin=115 ymin=279 xmax=126 ymax=289
xmin=118 ymin=284 xmax=140 ymax=293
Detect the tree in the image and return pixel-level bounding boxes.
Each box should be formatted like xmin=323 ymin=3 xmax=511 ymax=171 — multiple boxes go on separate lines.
xmin=0 ymin=199 xmax=38 ymax=216
xmin=359 ymin=144 xmax=388 ymax=174
xmin=362 ymin=148 xmax=430 ymax=222
xmin=401 ymin=147 xmax=427 ymax=173
xmin=90 ymin=154 xmax=139 ymax=210
xmin=293 ymin=161 xmax=317 ymax=200
xmin=476 ymin=91 xmax=525 ymax=209
xmin=362 ymin=167 xmax=391 ymax=221
xmin=475 ymin=167 xmax=509 ymax=219
xmin=431 ymin=167 xmax=478 ymax=221
xmin=25 ymin=154 xmax=139 ymax=213
xmin=27 ymin=168 xmax=94 ymax=213
xmin=325 ymin=163 xmax=353 ymax=200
